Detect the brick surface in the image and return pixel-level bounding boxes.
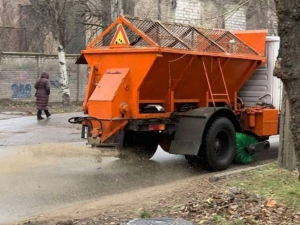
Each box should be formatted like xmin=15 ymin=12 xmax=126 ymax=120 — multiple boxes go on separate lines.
xmin=132 ymin=0 xmax=247 ymax=29
xmin=224 ymin=5 xmax=246 ymax=30
xmin=0 ymin=53 xmax=87 ymax=102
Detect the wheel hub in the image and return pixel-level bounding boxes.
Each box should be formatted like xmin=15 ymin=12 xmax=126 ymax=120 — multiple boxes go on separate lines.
xmin=214 ymin=139 xmax=221 ymax=152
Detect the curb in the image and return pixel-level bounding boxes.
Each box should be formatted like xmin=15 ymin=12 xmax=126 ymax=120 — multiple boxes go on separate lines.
xmin=0 ymin=112 xmax=28 ymax=115
xmin=209 ymin=163 xmax=273 ymax=182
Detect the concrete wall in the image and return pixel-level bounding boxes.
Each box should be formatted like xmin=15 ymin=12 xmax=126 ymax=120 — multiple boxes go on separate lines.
xmin=0 ymin=52 xmax=87 ymax=102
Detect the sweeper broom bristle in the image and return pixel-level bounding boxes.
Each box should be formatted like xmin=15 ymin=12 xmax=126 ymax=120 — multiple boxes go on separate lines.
xmin=235 ymin=133 xmax=258 ymax=164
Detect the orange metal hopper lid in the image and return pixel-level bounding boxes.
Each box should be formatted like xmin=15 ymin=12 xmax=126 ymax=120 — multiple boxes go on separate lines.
xmin=80 ymin=16 xmax=266 ymax=63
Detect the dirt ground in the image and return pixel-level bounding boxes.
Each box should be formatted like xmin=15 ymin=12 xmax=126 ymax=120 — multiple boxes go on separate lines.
xmin=0 ymin=99 xmax=82 ymax=114
xmin=18 ymin=164 xmax=300 ymax=225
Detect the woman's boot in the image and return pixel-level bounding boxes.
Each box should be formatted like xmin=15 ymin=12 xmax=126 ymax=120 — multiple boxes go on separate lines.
xmin=37 ymin=110 xmax=44 ymax=120
xmin=44 ymin=110 xmax=51 ymax=118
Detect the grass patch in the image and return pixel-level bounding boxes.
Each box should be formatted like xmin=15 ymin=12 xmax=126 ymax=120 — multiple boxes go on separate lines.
xmin=230 ymin=163 xmax=300 ymax=210
xmin=211 ymin=214 xmax=246 ymax=225
xmin=213 ymin=214 xmax=223 ymax=222
xmin=234 ymin=219 xmax=245 ymax=225
xmin=140 ymin=210 xmax=152 ymax=218
xmin=211 ymin=214 xmax=245 ymax=225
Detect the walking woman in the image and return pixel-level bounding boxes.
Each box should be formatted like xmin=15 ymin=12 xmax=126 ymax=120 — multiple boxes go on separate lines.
xmin=35 ymin=72 xmax=51 ymax=120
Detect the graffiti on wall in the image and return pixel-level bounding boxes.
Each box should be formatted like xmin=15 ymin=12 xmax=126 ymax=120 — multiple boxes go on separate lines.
xmin=50 ymin=78 xmax=75 ymax=88
xmin=48 ymin=66 xmax=77 ymax=88
xmin=18 ymin=64 xmax=29 ymax=71
xmin=16 ymin=72 xmax=29 ymax=81
xmin=0 ymin=53 xmax=85 ymax=102
xmin=50 ymin=79 xmax=60 ymax=88
xmin=67 ymin=66 xmax=77 ymax=84
xmin=11 ymin=83 xmax=32 ymax=98
xmin=16 ymin=64 xmax=30 ymax=81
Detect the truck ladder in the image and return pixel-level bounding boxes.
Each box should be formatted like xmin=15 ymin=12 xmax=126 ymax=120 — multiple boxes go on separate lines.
xmin=202 ymin=57 xmax=231 ymax=108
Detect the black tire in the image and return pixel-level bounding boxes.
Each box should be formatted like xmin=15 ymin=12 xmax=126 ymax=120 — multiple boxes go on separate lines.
xmin=120 ymin=131 xmax=159 ymax=160
xmin=201 ymin=117 xmax=236 ymax=171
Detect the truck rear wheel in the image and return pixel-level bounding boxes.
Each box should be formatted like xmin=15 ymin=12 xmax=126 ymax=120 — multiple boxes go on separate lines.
xmin=202 ymin=117 xmax=236 ymax=171
xmin=121 ymin=131 xmax=159 ymax=160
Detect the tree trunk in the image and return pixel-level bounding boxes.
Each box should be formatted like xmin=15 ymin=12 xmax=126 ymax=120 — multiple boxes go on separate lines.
xmin=158 ymin=0 xmax=162 ymax=20
xmin=58 ymin=43 xmax=71 ymax=105
xmin=101 ymin=0 xmax=112 ymax=29
xmin=122 ymin=0 xmax=135 ymax=15
xmin=278 ymin=85 xmax=296 ymax=170
xmin=275 ymin=0 xmax=300 ymax=178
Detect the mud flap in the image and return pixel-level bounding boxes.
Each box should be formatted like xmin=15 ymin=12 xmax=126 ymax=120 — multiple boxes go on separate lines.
xmin=169 ymin=107 xmax=241 ymax=156
xmin=169 ymin=108 xmax=215 ymax=155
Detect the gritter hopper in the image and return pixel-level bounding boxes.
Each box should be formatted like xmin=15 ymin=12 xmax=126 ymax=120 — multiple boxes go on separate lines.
xmin=71 ymin=16 xmax=277 ymax=171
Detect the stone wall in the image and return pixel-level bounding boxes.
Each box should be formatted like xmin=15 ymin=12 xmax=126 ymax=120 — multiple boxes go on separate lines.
xmin=0 ymin=52 xmax=87 ymax=102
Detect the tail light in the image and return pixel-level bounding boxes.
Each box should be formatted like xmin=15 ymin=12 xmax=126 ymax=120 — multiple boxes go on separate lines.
xmin=149 ymin=124 xmax=166 ymax=131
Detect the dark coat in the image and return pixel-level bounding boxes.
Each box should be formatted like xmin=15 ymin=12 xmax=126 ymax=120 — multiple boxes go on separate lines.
xmin=35 ymin=73 xmax=50 ymax=110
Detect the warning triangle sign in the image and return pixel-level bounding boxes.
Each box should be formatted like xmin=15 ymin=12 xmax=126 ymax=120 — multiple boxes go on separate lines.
xmin=111 ymin=24 xmax=130 ymax=45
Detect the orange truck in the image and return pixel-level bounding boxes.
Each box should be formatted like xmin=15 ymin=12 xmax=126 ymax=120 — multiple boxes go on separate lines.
xmin=69 ymin=16 xmax=278 ymax=171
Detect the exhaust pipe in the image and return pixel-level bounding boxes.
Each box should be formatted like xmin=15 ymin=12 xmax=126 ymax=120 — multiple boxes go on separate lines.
xmin=263 ymin=141 xmax=270 ymax=150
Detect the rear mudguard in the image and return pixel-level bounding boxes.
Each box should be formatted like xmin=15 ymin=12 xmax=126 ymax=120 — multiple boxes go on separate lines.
xmin=169 ymin=107 xmax=242 ymax=155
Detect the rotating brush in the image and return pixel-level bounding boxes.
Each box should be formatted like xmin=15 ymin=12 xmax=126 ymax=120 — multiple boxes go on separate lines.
xmin=235 ymin=133 xmax=258 ymax=164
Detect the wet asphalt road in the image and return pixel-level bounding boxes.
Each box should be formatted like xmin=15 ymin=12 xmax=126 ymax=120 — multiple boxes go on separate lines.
xmin=0 ymin=113 xmax=279 ymax=224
